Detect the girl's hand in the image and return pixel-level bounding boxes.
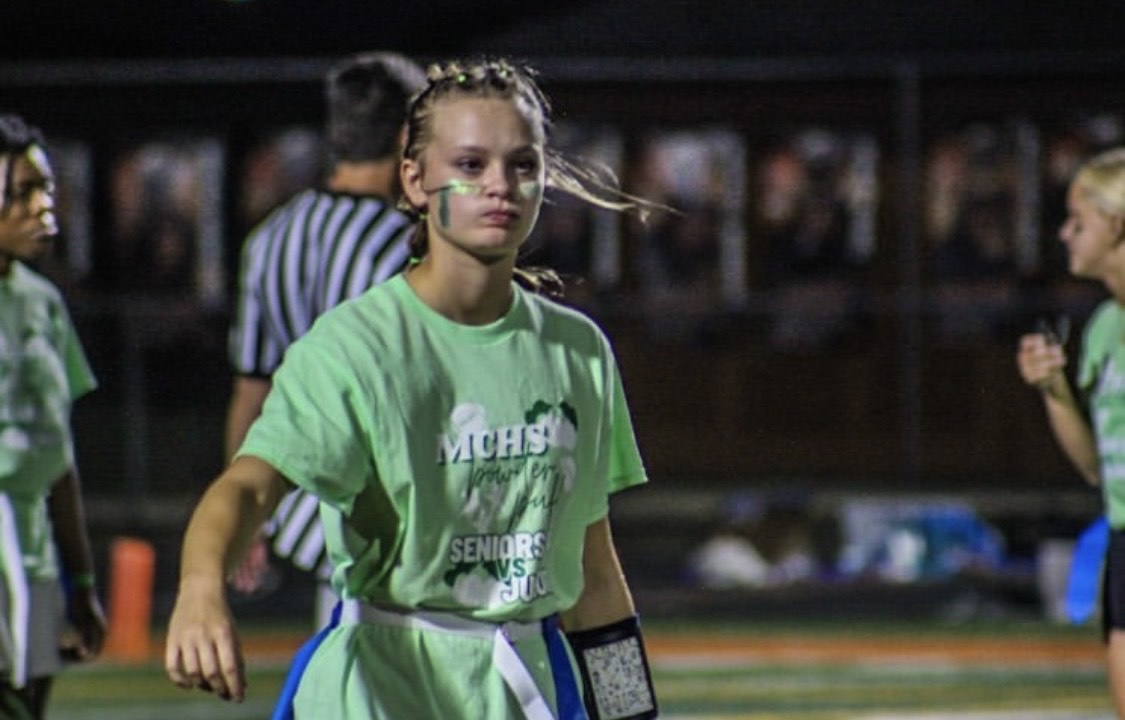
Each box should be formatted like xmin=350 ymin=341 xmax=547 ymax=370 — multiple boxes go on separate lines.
xmin=1017 ymin=332 xmax=1067 ymax=395
xmin=60 ymin=588 xmax=106 ymax=661
xmin=164 ymin=578 xmax=246 ymax=702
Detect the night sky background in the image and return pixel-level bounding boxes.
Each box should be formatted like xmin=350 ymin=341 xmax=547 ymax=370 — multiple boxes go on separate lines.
xmin=6 ymin=1 xmax=1123 ymax=63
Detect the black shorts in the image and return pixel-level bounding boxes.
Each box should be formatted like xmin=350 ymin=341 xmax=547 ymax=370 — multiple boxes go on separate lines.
xmin=1103 ymin=529 xmax=1125 ymax=640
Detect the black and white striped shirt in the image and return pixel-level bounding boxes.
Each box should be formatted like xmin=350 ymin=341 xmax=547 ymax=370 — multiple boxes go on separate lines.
xmin=230 ymin=188 xmax=413 ymax=378
xmin=230 ymin=188 xmax=412 ymax=577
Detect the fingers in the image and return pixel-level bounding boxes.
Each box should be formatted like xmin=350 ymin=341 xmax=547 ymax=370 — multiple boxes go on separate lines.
xmin=165 ymin=624 xmax=247 ymax=702
xmin=216 ymin=634 xmax=248 ymax=701
xmin=80 ymin=621 xmax=106 ymax=659
xmin=78 ymin=602 xmax=107 ymax=657
xmin=59 ymin=600 xmax=107 ymax=662
xmin=1017 ymin=333 xmax=1066 ymax=386
xmin=166 ymin=645 xmax=243 ymax=701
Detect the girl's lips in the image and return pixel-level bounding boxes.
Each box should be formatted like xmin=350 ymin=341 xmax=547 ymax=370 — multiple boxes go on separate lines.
xmin=483 ymin=210 xmax=517 ymax=225
xmin=41 ymin=217 xmax=58 ymax=237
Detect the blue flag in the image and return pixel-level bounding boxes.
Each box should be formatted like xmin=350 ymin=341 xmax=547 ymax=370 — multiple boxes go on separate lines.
xmin=270 ymin=602 xmax=342 ymax=720
xmin=1066 ymin=516 xmax=1110 ymax=625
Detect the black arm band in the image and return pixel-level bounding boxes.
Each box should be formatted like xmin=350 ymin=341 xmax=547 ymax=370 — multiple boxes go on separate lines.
xmin=566 ymin=614 xmax=658 ymax=720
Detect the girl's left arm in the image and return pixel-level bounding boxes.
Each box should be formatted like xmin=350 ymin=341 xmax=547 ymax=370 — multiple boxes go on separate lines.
xmin=47 ymin=467 xmax=107 ymax=660
xmin=560 ymin=515 xmax=660 ymax=719
xmin=561 ymin=515 xmax=636 ymax=630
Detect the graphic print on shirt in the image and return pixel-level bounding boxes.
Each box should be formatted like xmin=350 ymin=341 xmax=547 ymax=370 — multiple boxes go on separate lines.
xmin=0 ymin=303 xmax=67 ymax=476
xmin=437 ymin=400 xmax=578 ymax=608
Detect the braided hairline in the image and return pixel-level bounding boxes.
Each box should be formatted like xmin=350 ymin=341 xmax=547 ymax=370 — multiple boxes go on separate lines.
xmin=401 ymin=59 xmax=638 ymax=216
xmin=403 ymin=58 xmax=550 ymax=163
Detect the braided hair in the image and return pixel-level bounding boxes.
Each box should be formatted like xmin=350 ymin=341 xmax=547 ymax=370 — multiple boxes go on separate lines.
xmin=399 ymin=58 xmax=645 ymax=296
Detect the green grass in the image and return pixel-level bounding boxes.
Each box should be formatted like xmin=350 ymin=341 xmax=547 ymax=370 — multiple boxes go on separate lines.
xmin=51 ymin=661 xmax=287 ymax=720
xmin=46 ymin=619 xmax=1115 ymax=720
xmin=654 ymin=663 xmax=1108 ymax=717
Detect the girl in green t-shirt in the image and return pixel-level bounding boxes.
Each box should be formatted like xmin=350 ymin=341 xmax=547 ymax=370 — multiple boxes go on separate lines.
xmin=0 ymin=114 xmax=106 ymax=720
xmin=1018 ymin=147 xmax=1125 ymax=718
xmin=166 ymin=59 xmax=658 ymax=719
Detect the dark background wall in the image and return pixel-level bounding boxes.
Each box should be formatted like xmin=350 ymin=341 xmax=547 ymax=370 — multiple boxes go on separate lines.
xmin=7 ymin=1 xmax=1124 ymax=61
xmin=4 ymin=0 xmax=1118 ymax=622
xmin=4 ymin=1 xmax=1120 ymax=494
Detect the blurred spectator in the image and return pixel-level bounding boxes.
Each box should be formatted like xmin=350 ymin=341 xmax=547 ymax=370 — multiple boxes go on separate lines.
xmin=1039 ymin=115 xmax=1122 ymax=319
xmin=524 ymin=124 xmax=625 ymax=309
xmin=109 ymin=142 xmax=203 ymax=299
xmin=923 ymin=126 xmax=1020 ymax=342
xmin=756 ymin=130 xmax=875 ymax=350
xmin=631 ymin=129 xmax=745 ymax=342
xmin=686 ymin=491 xmax=841 ymax=589
xmin=106 ymin=140 xmax=223 ymax=411
xmin=237 ymin=127 xmax=324 ymax=233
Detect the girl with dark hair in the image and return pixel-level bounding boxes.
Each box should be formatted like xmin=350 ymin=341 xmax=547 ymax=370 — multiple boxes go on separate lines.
xmin=0 ymin=114 xmax=105 ymax=719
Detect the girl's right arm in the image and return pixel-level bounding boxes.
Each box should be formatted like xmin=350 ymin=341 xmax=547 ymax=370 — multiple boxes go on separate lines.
xmin=164 ymin=455 xmax=291 ymax=702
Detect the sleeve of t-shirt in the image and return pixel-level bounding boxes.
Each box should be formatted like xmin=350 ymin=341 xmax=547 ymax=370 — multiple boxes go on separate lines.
xmin=607 ymin=360 xmax=647 ymax=495
xmin=579 ymin=339 xmax=648 ymax=526
xmin=237 ymin=335 xmax=373 ymax=516
xmin=58 ymin=301 xmax=96 ymax=401
xmin=1077 ymin=301 xmax=1113 ymax=399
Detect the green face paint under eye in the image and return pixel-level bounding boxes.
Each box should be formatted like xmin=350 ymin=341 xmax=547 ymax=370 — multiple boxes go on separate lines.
xmin=518 ymin=181 xmax=542 ymax=202
xmin=437 ymin=187 xmax=450 ymax=228
xmin=444 ymin=179 xmax=485 ymax=195
xmin=433 ymin=180 xmax=483 ymax=227
xmin=428 ymin=179 xmax=542 ymax=227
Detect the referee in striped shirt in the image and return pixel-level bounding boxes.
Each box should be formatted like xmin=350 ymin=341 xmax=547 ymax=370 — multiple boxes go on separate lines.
xmin=225 ymin=51 xmax=426 ymax=628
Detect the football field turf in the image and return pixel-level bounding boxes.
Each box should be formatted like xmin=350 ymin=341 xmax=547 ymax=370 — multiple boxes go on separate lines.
xmin=48 ymin=618 xmax=1114 ymax=719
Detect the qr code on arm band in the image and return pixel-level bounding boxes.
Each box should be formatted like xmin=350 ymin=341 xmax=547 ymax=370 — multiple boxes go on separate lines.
xmin=582 ymin=636 xmax=657 ymax=719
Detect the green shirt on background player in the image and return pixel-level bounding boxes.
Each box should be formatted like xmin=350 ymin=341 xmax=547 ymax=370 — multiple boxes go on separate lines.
xmin=0 ymin=114 xmax=105 ymax=720
xmin=0 ymin=262 xmax=97 ymax=583
xmin=1078 ymin=300 xmax=1125 ymax=529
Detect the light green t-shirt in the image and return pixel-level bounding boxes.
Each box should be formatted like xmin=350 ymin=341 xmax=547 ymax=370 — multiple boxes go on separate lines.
xmin=241 ymin=274 xmax=647 ymax=622
xmin=1078 ymin=299 xmax=1125 ymax=529
xmin=0 ymin=262 xmax=96 ymax=581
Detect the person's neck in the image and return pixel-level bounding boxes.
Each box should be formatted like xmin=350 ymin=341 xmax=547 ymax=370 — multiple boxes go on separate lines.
xmin=0 ymin=254 xmax=13 ymax=278
xmin=405 ymin=254 xmax=514 ymax=326
xmin=1110 ymin=277 xmax=1125 ymax=305
xmin=326 ymin=159 xmax=397 ymax=198
xmin=1106 ymin=248 xmax=1125 ymax=303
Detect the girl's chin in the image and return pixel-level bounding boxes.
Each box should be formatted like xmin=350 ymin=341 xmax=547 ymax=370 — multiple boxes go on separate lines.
xmin=1069 ymin=261 xmax=1102 ymax=281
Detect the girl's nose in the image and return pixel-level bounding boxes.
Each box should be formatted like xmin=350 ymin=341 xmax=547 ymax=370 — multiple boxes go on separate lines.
xmin=30 ymin=184 xmax=55 ymax=213
xmin=1057 ymin=221 xmax=1070 ymax=243
xmin=483 ymin=167 xmax=515 ymax=198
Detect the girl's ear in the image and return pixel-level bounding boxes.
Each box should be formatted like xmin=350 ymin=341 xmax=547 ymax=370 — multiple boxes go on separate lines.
xmin=1114 ymin=213 xmax=1125 ymax=245
xmin=400 ymin=158 xmax=427 ymax=214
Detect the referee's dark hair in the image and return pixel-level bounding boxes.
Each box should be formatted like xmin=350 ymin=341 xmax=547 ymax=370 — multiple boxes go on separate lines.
xmin=325 ymin=52 xmax=426 ymax=165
